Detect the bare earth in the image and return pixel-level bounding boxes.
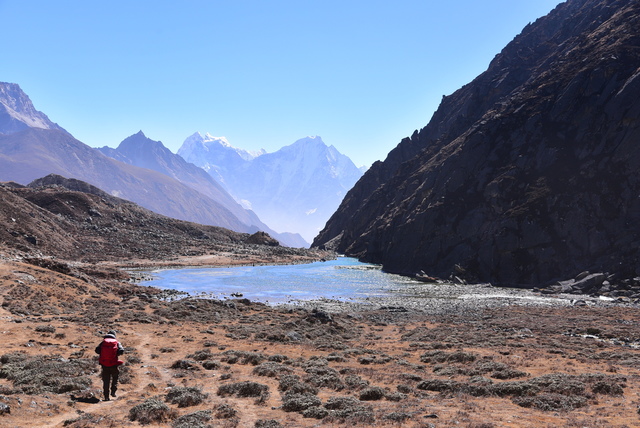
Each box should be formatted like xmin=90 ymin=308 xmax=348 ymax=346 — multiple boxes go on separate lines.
xmin=1 ymin=253 xmax=639 ymax=428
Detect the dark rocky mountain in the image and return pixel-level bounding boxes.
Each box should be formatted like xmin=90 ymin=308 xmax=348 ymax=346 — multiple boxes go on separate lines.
xmin=97 ymin=131 xmax=307 ymax=247
xmin=179 ymin=133 xmax=364 ymax=243
xmin=313 ymin=0 xmax=640 ymax=287
xmin=0 ymin=178 xmax=318 ymax=263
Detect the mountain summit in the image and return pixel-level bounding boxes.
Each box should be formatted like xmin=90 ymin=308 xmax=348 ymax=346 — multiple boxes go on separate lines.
xmin=178 ymin=132 xmax=265 ymax=187
xmin=313 ymin=0 xmax=640 ymax=286
xmin=179 ymin=134 xmax=364 ymax=243
xmin=0 ymin=82 xmax=66 ymax=134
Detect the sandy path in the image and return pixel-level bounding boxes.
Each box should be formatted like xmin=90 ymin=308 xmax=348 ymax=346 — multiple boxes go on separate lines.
xmin=37 ymin=329 xmax=173 ymax=428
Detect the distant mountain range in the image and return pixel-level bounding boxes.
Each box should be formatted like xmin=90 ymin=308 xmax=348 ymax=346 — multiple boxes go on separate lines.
xmin=0 ymin=82 xmax=304 ymax=247
xmin=179 ymin=132 xmax=364 ymax=243
xmin=96 ymin=131 xmax=307 ymax=247
xmin=313 ymin=0 xmax=640 ymax=286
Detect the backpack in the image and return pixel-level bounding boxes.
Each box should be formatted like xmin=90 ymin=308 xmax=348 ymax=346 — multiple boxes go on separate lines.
xmin=99 ymin=338 xmax=121 ymax=367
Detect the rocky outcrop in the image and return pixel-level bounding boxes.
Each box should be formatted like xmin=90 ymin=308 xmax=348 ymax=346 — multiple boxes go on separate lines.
xmin=313 ymin=0 xmax=640 ymax=287
xmin=245 ymin=231 xmax=280 ymax=247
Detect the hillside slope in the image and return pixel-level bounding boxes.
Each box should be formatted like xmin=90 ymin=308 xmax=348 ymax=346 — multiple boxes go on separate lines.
xmin=0 ymin=177 xmax=319 ymax=263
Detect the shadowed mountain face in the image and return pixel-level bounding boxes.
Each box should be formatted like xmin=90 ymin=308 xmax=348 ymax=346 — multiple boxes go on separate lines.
xmin=313 ymin=0 xmax=640 ymax=286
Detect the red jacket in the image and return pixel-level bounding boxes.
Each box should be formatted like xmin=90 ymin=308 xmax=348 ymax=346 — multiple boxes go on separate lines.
xmin=95 ymin=336 xmax=124 ymax=367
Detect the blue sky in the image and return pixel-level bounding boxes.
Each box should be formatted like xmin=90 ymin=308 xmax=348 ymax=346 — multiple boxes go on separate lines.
xmin=1 ymin=0 xmax=564 ymax=167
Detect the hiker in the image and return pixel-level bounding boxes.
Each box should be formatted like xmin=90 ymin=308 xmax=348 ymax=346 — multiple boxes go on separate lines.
xmin=94 ymin=330 xmax=124 ymax=401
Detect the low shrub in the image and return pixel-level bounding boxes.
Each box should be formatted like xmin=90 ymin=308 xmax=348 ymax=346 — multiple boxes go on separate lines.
xmin=221 ymin=350 xmax=266 ymax=366
xmin=254 ymin=420 xmax=282 ymax=428
xmin=592 ymin=380 xmax=624 ymax=396
xmin=268 ymin=354 xmax=289 ymax=363
xmin=385 ymin=391 xmax=407 ymax=402
xmin=304 ymin=365 xmax=344 ymax=390
xmin=513 ymin=393 xmax=588 ymax=411
xmin=171 ymin=410 xmax=211 ymax=428
xmin=166 ymin=386 xmax=208 ymax=407
xmin=420 ymin=350 xmax=477 ymax=364
xmin=129 ymin=398 xmax=176 ymax=424
xmin=416 ymin=379 xmax=460 ymax=393
xmin=170 ymin=359 xmax=200 ymax=370
xmin=324 ymin=396 xmax=362 ymax=410
xmin=0 ymin=354 xmax=93 ymax=394
xmin=384 ymin=412 xmax=411 ymax=422
xmin=344 ymin=374 xmax=369 ymax=390
xmin=0 ymin=352 xmax=28 ymax=364
xmin=302 ymin=406 xmax=329 ymax=419
xmin=187 ymin=350 xmax=213 ymax=361
xmin=278 ymin=375 xmax=318 ymax=395
xmin=397 ymin=384 xmax=413 ymax=394
xmin=214 ymin=403 xmax=237 ymax=419
xmin=217 ymin=381 xmax=269 ymax=399
xmin=252 ymin=362 xmax=293 ymax=378
xmin=118 ymin=365 xmax=134 ymax=384
xmin=282 ymin=392 xmax=322 ymax=412
xmin=126 ymin=354 xmax=142 ymax=365
xmin=491 ymin=368 xmax=528 ymax=380
xmin=63 ymin=413 xmax=118 ymax=428
xmin=202 ymin=360 xmax=221 ymax=370
xmin=359 ymin=386 xmax=386 ymax=401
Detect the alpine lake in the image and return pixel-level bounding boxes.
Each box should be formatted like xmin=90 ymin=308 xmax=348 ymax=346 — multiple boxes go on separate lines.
xmin=144 ymin=257 xmax=605 ymax=312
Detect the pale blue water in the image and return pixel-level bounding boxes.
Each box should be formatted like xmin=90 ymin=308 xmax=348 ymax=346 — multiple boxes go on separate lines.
xmin=146 ymin=257 xmax=417 ymax=304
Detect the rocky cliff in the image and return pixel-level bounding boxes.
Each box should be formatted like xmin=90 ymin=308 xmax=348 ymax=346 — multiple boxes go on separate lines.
xmin=313 ymin=0 xmax=640 ymax=287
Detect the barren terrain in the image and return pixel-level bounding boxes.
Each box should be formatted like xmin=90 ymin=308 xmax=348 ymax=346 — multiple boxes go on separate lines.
xmin=1 ymin=253 xmax=639 ymax=428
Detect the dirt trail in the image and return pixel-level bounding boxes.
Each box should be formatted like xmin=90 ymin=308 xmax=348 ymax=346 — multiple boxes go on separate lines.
xmin=37 ymin=329 xmax=173 ymax=428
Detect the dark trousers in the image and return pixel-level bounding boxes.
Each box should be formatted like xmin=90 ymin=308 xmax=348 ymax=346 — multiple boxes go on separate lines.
xmin=101 ymin=365 xmax=119 ymax=399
